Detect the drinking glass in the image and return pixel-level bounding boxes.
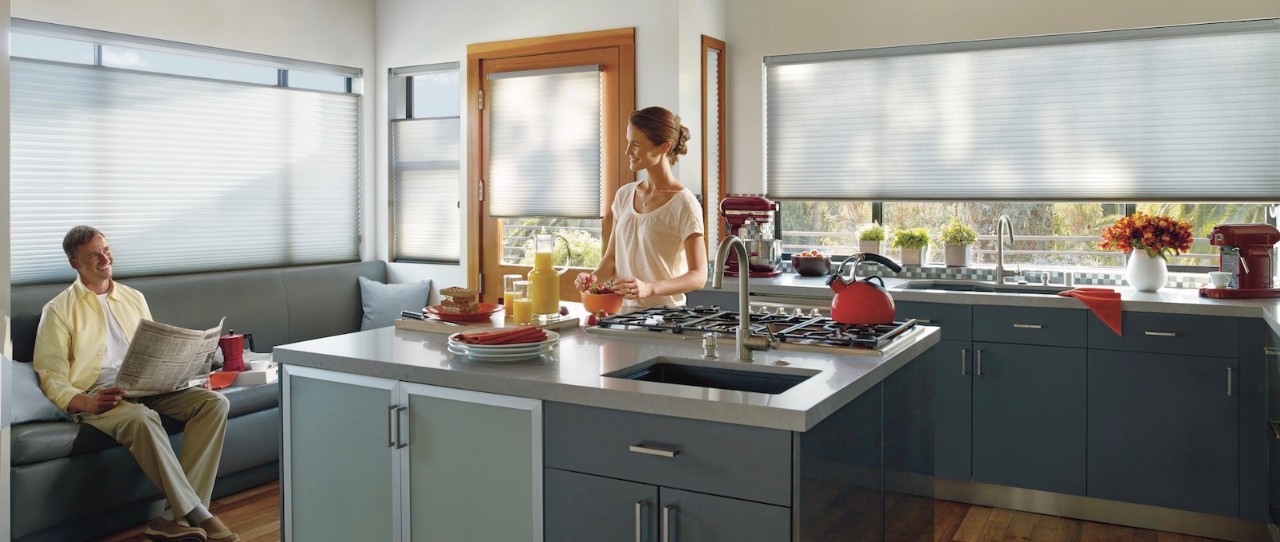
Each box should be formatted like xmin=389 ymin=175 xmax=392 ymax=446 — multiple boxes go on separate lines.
xmin=511 ymin=280 xmax=533 ymax=325
xmin=503 ymin=274 xmax=523 ymax=317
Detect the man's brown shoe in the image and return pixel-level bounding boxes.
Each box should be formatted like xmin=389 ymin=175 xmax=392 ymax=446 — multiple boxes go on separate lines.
xmin=144 ymin=517 xmax=207 ymax=542
xmin=199 ymin=517 xmax=241 ymax=542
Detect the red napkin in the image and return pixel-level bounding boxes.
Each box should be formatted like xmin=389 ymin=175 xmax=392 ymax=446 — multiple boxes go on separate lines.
xmin=1058 ymin=288 xmax=1122 ymax=336
xmin=208 ymin=371 xmax=240 ymax=390
xmin=457 ymin=326 xmax=547 ymax=345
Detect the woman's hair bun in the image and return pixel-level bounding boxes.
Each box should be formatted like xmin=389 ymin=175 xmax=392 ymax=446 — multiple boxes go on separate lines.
xmin=672 ymin=125 xmax=690 ymax=157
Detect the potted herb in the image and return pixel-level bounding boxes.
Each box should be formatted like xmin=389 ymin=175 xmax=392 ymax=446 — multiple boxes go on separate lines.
xmin=891 ymin=227 xmax=931 ymax=266
xmin=940 ymin=218 xmax=977 ymax=267
xmin=858 ymin=222 xmax=885 ymax=254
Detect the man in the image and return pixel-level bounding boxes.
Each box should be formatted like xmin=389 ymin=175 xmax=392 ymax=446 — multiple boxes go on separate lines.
xmin=33 ymin=226 xmax=240 ymax=542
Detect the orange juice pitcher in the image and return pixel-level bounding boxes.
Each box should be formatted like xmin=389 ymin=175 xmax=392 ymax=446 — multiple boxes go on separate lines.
xmin=527 ymin=232 xmax=571 ymax=316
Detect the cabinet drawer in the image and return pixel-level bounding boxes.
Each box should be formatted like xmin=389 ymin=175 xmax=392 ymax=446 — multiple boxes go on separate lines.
xmin=1088 ymin=312 xmax=1237 ymax=357
xmin=896 ymin=301 xmax=972 ymax=341
xmin=544 ymin=402 xmax=792 ymax=506
xmin=974 ymin=305 xmax=1087 ymax=347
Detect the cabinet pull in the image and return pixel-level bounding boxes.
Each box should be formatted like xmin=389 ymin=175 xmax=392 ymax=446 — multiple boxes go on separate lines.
xmin=960 ymin=349 xmax=968 ymax=376
xmin=1144 ymin=330 xmax=1177 ymax=337
xmin=976 ymin=350 xmax=983 ymax=377
xmin=1264 ymin=346 xmax=1280 ymax=357
xmin=635 ymin=501 xmax=647 ymax=542
xmin=394 ymin=405 xmax=409 ymax=449
xmin=1227 ymin=367 xmax=1233 ymax=397
xmin=387 ymin=405 xmax=398 ymax=448
xmin=916 ymin=319 xmax=934 ymax=324
xmin=662 ymin=505 xmax=676 ymax=542
xmin=1012 ymin=323 xmax=1043 ymax=329
xmin=1270 ymin=421 xmax=1280 ymax=441
xmin=629 ymin=444 xmax=680 ymax=458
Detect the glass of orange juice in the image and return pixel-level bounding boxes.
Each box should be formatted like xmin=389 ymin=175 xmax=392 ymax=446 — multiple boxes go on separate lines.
xmin=502 ymin=274 xmax=523 ymax=318
xmin=511 ymin=280 xmax=533 ymax=325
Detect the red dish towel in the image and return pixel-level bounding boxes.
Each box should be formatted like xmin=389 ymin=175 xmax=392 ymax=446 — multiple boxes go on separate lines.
xmin=208 ymin=371 xmax=240 ymax=390
xmin=457 ymin=326 xmax=547 ymax=345
xmin=1058 ymin=288 xmax=1122 ymax=336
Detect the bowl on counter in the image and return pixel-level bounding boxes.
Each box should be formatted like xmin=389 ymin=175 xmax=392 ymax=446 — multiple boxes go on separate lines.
xmin=791 ymin=254 xmax=832 ymax=277
xmin=581 ymin=292 xmax=623 ymax=315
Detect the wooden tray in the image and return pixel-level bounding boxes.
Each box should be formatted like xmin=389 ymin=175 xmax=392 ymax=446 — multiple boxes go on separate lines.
xmin=394 ymin=312 xmax=582 ymax=334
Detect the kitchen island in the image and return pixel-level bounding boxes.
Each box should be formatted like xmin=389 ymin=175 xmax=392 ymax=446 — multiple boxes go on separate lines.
xmin=275 ymin=321 xmax=941 ymax=541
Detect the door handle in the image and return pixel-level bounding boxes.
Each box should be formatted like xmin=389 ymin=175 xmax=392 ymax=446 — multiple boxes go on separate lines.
xmin=394 ymin=405 xmax=409 ymax=449
xmin=630 ymin=444 xmax=680 ymax=458
xmin=976 ymin=349 xmax=983 ymax=377
xmin=961 ymin=349 xmax=968 ymax=376
xmin=387 ymin=405 xmax=398 ymax=448
xmin=635 ymin=500 xmax=647 ymax=542
xmin=1226 ymin=367 xmax=1233 ymax=397
xmin=1264 ymin=346 xmax=1280 ymax=357
xmin=1012 ymin=323 xmax=1043 ymax=329
xmin=661 ymin=504 xmax=676 ymax=542
xmin=1144 ymin=330 xmax=1178 ymax=337
xmin=1270 ymin=420 xmax=1280 ymax=441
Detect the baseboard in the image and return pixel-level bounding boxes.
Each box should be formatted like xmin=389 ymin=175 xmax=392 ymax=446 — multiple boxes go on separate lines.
xmin=935 ymin=478 xmax=1268 ymax=542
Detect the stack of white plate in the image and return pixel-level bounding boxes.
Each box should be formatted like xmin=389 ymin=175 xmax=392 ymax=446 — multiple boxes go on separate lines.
xmin=447 ymin=330 xmax=559 ymax=363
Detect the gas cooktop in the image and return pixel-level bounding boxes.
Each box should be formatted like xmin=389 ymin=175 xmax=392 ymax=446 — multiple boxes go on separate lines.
xmin=595 ymin=306 xmax=918 ymax=351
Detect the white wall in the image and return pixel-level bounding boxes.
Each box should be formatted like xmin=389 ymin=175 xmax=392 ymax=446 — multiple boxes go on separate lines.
xmin=726 ymin=0 xmax=1280 ymax=195
xmin=11 ymin=0 xmax=380 ymax=260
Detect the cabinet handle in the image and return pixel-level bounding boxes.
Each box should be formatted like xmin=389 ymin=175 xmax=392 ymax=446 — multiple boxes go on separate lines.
xmin=976 ymin=349 xmax=983 ymax=377
xmin=1264 ymin=347 xmax=1280 ymax=357
xmin=662 ymin=505 xmax=676 ymax=542
xmin=1012 ymin=323 xmax=1043 ymax=329
xmin=1227 ymin=367 xmax=1233 ymax=397
xmin=916 ymin=319 xmax=934 ymax=324
xmin=635 ymin=501 xmax=647 ymax=542
xmin=1144 ymin=330 xmax=1177 ymax=337
xmin=387 ymin=405 xmax=397 ymax=448
xmin=394 ymin=405 xmax=409 ymax=449
xmin=629 ymin=444 xmax=680 ymax=458
xmin=1270 ymin=420 xmax=1280 ymax=441
xmin=960 ymin=349 xmax=968 ymax=376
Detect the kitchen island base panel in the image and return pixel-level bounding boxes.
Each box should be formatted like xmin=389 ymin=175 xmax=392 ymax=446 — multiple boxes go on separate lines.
xmin=935 ymin=478 xmax=1269 ymax=542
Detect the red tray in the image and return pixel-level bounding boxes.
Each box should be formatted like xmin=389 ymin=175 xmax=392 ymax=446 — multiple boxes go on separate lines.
xmin=1198 ymin=287 xmax=1280 ymax=299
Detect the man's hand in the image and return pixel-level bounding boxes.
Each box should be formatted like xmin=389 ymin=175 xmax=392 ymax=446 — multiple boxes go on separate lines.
xmin=73 ymin=387 xmax=126 ymax=414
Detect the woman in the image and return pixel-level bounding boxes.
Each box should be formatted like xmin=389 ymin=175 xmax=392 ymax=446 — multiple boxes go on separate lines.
xmin=576 ymin=106 xmax=708 ymax=313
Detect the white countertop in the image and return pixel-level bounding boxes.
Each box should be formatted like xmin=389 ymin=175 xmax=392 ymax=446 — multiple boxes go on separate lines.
xmin=274 ymin=322 xmax=941 ymax=433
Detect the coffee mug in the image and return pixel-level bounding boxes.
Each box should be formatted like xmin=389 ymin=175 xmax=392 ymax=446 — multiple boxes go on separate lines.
xmin=1207 ymin=271 xmax=1232 ymax=289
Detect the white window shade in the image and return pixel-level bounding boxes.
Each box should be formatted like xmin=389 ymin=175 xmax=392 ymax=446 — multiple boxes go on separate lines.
xmin=765 ymin=21 xmax=1280 ymax=201
xmin=10 ymin=59 xmax=360 ymax=285
xmin=393 ymin=118 xmax=461 ymax=261
xmin=487 ymin=66 xmax=603 ymax=218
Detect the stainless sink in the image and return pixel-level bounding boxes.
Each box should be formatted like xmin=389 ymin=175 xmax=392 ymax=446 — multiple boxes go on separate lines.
xmin=604 ymin=357 xmax=817 ymax=395
xmin=893 ymin=279 xmax=1072 ymax=295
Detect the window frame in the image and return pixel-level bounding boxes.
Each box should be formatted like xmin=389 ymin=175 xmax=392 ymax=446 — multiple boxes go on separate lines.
xmin=389 ymin=62 xmax=463 ymax=264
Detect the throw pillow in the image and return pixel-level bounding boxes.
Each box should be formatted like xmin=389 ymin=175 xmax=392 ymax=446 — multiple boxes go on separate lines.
xmin=359 ymin=276 xmax=432 ymax=330
xmin=6 ymin=356 xmax=71 ymax=424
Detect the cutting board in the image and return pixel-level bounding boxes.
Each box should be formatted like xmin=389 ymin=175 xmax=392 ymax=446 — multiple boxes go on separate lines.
xmin=394 ymin=313 xmax=582 ymax=334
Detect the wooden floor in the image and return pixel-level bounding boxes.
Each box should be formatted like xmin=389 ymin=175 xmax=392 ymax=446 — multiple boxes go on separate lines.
xmin=98 ymin=481 xmax=1225 ymax=542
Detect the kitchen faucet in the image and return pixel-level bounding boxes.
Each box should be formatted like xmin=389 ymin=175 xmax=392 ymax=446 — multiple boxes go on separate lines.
xmin=995 ymin=215 xmax=1016 ymax=283
xmin=712 ymin=235 xmax=776 ymax=362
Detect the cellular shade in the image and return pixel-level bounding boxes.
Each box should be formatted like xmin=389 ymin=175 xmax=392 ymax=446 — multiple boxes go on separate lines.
xmin=393 ymin=118 xmax=462 ymax=262
xmin=765 ymin=20 xmax=1280 ymax=201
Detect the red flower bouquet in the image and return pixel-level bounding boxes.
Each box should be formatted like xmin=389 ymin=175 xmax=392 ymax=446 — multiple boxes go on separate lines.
xmin=1098 ymin=212 xmax=1194 ymax=261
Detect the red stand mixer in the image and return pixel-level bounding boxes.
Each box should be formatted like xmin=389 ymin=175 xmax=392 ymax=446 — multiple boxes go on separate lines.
xmin=719 ymin=195 xmax=783 ymax=277
xmin=1200 ymin=223 xmax=1280 ymax=299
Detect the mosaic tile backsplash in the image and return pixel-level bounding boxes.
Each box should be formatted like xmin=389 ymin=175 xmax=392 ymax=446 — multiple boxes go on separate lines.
xmin=782 ymin=260 xmax=1212 ymax=290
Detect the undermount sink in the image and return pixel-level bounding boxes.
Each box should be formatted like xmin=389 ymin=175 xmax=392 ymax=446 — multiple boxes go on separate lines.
xmin=894 ymin=279 xmax=1072 ymax=295
xmin=604 ymin=357 xmax=817 ymax=395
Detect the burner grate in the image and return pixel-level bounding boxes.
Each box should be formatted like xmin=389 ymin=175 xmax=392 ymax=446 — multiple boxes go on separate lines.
xmin=596 ymin=306 xmax=917 ymax=350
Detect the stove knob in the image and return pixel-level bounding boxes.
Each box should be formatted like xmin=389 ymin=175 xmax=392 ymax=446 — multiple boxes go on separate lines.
xmin=759 ymin=306 xmax=771 ymax=315
xmin=809 ymin=308 xmax=821 ymax=318
xmin=776 ymin=307 xmax=788 ymax=316
xmin=793 ymin=308 xmax=803 ymax=317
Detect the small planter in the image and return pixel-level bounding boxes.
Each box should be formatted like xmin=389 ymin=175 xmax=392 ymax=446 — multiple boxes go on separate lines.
xmin=859 ymin=240 xmax=882 ymax=255
xmin=900 ymin=247 xmax=925 ymax=266
xmin=944 ymin=244 xmax=971 ymax=267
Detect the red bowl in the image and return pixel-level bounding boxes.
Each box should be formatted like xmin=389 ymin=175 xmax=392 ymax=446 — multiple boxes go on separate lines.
xmin=581 ymin=292 xmax=623 ymax=315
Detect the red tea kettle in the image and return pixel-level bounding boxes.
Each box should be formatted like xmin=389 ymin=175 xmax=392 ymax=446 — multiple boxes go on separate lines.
xmin=217 ymin=329 xmax=255 ymax=372
xmin=826 ymin=253 xmax=902 ymax=326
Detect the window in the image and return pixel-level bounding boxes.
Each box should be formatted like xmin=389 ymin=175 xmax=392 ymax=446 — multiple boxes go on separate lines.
xmin=767 ymin=20 xmax=1280 ymax=270
xmin=9 ymin=21 xmax=362 ymax=285
xmin=391 ymin=63 xmax=462 ymax=262
xmin=468 ymin=29 xmax=635 ymax=301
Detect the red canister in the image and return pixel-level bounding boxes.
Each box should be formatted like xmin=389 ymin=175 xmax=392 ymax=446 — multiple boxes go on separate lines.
xmin=217 ymin=330 xmax=254 ymax=372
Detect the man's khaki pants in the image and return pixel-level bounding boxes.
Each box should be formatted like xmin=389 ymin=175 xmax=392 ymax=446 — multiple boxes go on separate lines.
xmin=79 ymin=387 xmax=230 ymax=517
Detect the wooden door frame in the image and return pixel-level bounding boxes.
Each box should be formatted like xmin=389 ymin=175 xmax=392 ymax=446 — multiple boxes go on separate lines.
xmin=466 ymin=28 xmax=636 ymax=302
xmin=702 ymin=35 xmax=727 ymax=247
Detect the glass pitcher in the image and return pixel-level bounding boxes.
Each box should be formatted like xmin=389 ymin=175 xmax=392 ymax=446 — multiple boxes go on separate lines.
xmin=526 ymin=232 xmax=572 ymax=316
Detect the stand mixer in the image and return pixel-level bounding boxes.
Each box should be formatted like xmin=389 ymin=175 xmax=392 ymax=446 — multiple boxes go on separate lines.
xmin=719 ymin=195 xmax=783 ymax=277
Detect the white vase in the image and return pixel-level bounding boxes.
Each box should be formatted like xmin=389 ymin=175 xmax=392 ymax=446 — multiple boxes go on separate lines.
xmin=1126 ymin=251 xmax=1167 ymax=292
xmin=900 ymin=247 xmax=924 ymax=266
xmin=859 ymin=240 xmax=882 ymax=255
xmin=944 ymin=244 xmax=971 ymax=267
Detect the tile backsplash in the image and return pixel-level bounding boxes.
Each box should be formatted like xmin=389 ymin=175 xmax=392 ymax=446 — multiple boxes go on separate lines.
xmin=785 ymin=261 xmax=1210 ymax=290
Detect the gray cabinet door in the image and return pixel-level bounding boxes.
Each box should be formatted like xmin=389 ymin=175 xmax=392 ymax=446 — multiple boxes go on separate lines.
xmin=545 ymin=468 xmax=657 ymax=542
xmin=1087 ymin=350 xmax=1238 ymax=516
xmin=972 ymin=342 xmax=1086 ymax=495
xmin=932 ymin=339 xmax=972 ymax=480
xmin=659 ymin=488 xmax=790 ymax=542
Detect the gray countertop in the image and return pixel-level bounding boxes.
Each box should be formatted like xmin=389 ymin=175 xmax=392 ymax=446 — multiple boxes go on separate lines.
xmin=274 ymin=322 xmax=941 ymax=433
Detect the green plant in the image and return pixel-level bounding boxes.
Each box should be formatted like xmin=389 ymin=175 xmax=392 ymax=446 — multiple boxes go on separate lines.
xmin=939 ymin=218 xmax=977 ymax=246
xmin=891 ymin=228 xmax=931 ymax=249
xmin=857 ymin=222 xmax=885 ymax=242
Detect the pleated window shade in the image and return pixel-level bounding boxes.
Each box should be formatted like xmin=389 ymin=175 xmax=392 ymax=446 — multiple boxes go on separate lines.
xmin=765 ymin=21 xmax=1280 ymax=201
xmin=393 ymin=117 xmax=461 ymax=262
xmin=487 ymin=66 xmax=603 ymax=218
xmin=10 ymin=59 xmax=360 ymax=285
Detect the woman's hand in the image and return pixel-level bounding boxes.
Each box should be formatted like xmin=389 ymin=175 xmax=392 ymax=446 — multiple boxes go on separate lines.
xmin=574 ymin=272 xmax=598 ymax=293
xmin=612 ymin=277 xmax=652 ymax=300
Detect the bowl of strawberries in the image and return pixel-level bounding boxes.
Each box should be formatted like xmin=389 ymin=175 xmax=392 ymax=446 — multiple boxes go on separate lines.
xmin=791 ymin=250 xmax=832 ymax=277
xmin=580 ymin=278 xmax=623 ymax=316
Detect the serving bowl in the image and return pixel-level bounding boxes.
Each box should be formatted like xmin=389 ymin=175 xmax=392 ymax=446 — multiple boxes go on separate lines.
xmin=791 ymin=255 xmax=832 ymax=277
xmin=581 ymin=292 xmax=623 ymax=315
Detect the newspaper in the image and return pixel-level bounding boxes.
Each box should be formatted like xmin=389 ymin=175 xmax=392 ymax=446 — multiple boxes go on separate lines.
xmin=115 ymin=317 xmax=225 ymax=397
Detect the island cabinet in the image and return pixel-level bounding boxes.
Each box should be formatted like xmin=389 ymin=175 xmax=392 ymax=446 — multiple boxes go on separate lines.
xmin=1086 ymin=313 xmax=1241 ymax=517
xmin=281 ymin=366 xmax=542 ymax=542
xmin=896 ymin=301 xmax=972 ymax=481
